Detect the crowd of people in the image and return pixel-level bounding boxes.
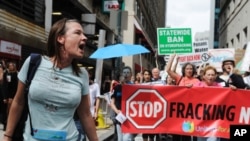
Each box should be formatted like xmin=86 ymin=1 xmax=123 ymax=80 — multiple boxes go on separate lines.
xmin=107 ymin=53 xmax=249 ymax=141
xmin=0 ymin=60 xmax=19 ymax=132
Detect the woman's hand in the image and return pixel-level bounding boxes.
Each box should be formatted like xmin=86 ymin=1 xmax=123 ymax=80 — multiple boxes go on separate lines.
xmin=3 ymin=134 xmax=13 ymax=141
xmin=93 ymin=110 xmax=98 ymax=120
xmin=186 ymin=84 xmax=193 ymax=88
xmin=229 ymin=84 xmax=237 ymax=90
xmin=115 ymin=110 xmax=121 ymax=115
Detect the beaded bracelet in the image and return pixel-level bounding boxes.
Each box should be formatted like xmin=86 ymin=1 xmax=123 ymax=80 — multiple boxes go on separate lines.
xmin=4 ymin=134 xmax=13 ymax=138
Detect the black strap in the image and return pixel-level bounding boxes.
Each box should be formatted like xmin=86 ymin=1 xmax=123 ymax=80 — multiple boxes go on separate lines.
xmin=176 ymin=76 xmax=183 ymax=86
xmin=25 ymin=53 xmax=41 ymax=136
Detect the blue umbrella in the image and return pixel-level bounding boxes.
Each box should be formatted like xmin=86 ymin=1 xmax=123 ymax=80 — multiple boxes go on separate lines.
xmin=89 ymin=43 xmax=150 ymax=59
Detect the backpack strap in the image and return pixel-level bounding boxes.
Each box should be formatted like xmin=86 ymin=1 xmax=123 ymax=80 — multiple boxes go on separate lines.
xmin=26 ymin=53 xmax=42 ymax=87
xmin=25 ymin=53 xmax=41 ymax=136
xmin=176 ymin=76 xmax=183 ymax=86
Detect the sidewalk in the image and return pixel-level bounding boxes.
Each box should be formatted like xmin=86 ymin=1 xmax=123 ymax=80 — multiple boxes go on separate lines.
xmin=94 ymin=118 xmax=115 ymax=141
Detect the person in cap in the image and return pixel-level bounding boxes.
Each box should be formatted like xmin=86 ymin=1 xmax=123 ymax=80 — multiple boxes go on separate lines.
xmin=219 ymin=57 xmax=246 ymax=89
xmin=219 ymin=58 xmax=246 ymax=141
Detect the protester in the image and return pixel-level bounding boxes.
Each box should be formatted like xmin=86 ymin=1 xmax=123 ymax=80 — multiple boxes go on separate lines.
xmin=3 ymin=18 xmax=98 ymax=141
xmin=193 ymin=65 xmax=221 ymax=141
xmin=166 ymin=53 xmax=200 ymax=141
xmin=219 ymin=58 xmax=246 ymax=141
xmin=166 ymin=54 xmax=200 ymax=87
xmin=110 ymin=66 xmax=136 ymax=141
xmin=152 ymin=68 xmax=161 ymax=81
xmin=2 ymin=62 xmax=18 ymax=131
xmin=194 ymin=65 xmax=222 ymax=87
xmin=219 ymin=57 xmax=246 ymax=89
xmin=140 ymin=69 xmax=161 ymax=141
xmin=134 ymin=72 xmax=142 ymax=84
xmin=165 ymin=75 xmax=175 ymax=85
xmin=108 ymin=74 xmax=121 ymax=141
xmin=151 ymin=67 xmax=165 ymax=85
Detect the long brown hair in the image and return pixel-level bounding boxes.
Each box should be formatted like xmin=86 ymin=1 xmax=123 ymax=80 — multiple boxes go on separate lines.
xmin=47 ymin=18 xmax=81 ymax=76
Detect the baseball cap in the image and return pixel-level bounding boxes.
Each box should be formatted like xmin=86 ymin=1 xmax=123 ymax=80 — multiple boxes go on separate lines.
xmin=222 ymin=57 xmax=235 ymax=67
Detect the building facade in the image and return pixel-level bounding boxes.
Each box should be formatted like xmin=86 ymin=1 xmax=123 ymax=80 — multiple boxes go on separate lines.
xmin=210 ymin=0 xmax=220 ymax=49
xmin=0 ymin=0 xmax=166 ymax=81
xmin=219 ymin=0 xmax=250 ymax=49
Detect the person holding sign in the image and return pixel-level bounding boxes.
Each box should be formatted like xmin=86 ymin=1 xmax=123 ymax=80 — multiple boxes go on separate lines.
xmin=193 ymin=65 xmax=221 ymax=141
xmin=166 ymin=53 xmax=200 ymax=141
xmin=166 ymin=53 xmax=200 ymax=87
xmin=110 ymin=66 xmax=136 ymax=141
xmin=194 ymin=66 xmax=222 ymax=87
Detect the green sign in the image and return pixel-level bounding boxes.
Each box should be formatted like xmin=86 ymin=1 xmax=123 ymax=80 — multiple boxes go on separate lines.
xmin=157 ymin=28 xmax=192 ymax=55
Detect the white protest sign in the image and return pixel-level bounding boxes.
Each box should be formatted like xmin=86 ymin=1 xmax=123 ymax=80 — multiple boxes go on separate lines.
xmin=116 ymin=112 xmax=127 ymax=124
xmin=193 ymin=40 xmax=209 ymax=53
xmin=240 ymin=42 xmax=250 ymax=71
xmin=207 ymin=48 xmax=235 ymax=72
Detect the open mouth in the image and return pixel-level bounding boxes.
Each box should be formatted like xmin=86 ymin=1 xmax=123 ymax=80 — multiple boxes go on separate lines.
xmin=79 ymin=44 xmax=85 ymax=50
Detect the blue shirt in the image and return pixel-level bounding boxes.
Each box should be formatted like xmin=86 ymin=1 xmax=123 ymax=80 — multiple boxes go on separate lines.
xmin=18 ymin=56 xmax=89 ymax=141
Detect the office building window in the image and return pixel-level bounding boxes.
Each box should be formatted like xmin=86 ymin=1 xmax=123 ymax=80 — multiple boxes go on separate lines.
xmin=0 ymin=0 xmax=45 ymax=26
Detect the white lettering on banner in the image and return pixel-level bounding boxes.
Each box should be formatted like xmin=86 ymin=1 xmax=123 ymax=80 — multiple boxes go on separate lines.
xmin=126 ymin=89 xmax=167 ymax=129
xmin=160 ymin=29 xmax=191 ymax=36
xmin=239 ymin=107 xmax=250 ymax=124
xmin=130 ymin=101 xmax=162 ymax=118
xmin=178 ymin=53 xmax=202 ymax=65
xmin=0 ymin=40 xmax=22 ymax=56
xmin=167 ymin=36 xmax=184 ymax=43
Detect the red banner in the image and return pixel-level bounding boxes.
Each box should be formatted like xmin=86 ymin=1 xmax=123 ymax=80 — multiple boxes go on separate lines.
xmin=121 ymin=85 xmax=250 ymax=138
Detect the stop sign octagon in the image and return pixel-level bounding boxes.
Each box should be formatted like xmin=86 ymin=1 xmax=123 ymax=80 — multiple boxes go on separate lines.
xmin=126 ymin=89 xmax=167 ymax=129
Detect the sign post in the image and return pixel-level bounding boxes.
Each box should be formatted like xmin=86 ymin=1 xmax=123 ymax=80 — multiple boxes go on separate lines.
xmin=157 ymin=28 xmax=192 ymax=55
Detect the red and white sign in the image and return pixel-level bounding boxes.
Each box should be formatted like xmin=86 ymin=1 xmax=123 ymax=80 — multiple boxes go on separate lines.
xmin=103 ymin=1 xmax=119 ymax=12
xmin=0 ymin=40 xmax=22 ymax=56
xmin=121 ymin=85 xmax=250 ymax=139
xmin=126 ymin=89 xmax=167 ymax=129
xmin=178 ymin=53 xmax=203 ymax=65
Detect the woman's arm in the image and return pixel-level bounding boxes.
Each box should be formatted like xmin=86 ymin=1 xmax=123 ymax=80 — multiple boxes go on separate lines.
xmin=77 ymin=94 xmax=98 ymax=141
xmin=94 ymin=97 xmax=100 ymax=120
xmin=172 ymin=55 xmax=179 ymax=72
xmin=166 ymin=54 xmax=179 ymax=81
xmin=3 ymin=80 xmax=26 ymax=140
xmin=110 ymin=98 xmax=120 ymax=114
